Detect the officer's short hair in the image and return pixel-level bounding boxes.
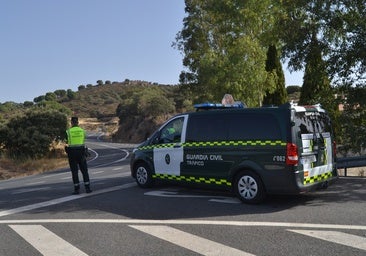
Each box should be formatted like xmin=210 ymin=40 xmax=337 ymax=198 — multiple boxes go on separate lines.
xmin=71 ymin=116 xmax=79 ymax=124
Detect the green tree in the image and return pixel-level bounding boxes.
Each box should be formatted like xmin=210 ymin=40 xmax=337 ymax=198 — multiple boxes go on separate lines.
xmin=34 ymin=95 xmax=45 ymax=103
xmin=138 ymin=87 xmax=175 ymax=118
xmin=338 ymin=87 xmax=366 ymax=154
xmin=23 ymin=101 xmax=34 ymax=108
xmin=0 ymin=102 xmax=22 ymax=113
xmin=279 ymin=0 xmax=366 ymax=85
xmin=0 ymin=110 xmax=68 ymax=159
xmin=175 ymin=0 xmax=277 ymax=106
xmin=116 ymin=86 xmax=175 ymax=122
xmin=54 ymin=89 xmax=67 ymax=98
xmin=78 ymin=85 xmax=86 ymax=91
xmin=286 ymin=86 xmax=301 ymax=95
xmin=262 ymin=45 xmax=287 ymax=105
xmin=298 ymin=36 xmax=341 ymax=143
xmin=45 ymin=92 xmax=57 ymax=101
xmin=299 ymin=36 xmax=331 ymax=106
xmin=35 ymin=100 xmax=72 ymax=115
xmin=325 ymin=0 xmax=366 ymax=85
xmin=67 ymin=89 xmax=76 ymax=100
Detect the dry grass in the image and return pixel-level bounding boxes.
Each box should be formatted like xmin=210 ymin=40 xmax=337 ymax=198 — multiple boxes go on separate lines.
xmin=0 ymin=156 xmax=69 ymax=180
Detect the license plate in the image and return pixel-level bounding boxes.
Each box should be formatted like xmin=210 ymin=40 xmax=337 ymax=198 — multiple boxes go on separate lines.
xmin=300 ymin=155 xmax=316 ymax=165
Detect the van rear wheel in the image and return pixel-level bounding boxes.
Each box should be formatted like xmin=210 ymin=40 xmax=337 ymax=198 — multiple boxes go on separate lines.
xmin=134 ymin=163 xmax=154 ymax=188
xmin=234 ymin=170 xmax=266 ymax=204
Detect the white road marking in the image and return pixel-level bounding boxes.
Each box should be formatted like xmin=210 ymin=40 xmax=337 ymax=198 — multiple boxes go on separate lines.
xmin=0 ymin=183 xmax=136 ymax=217
xmin=25 ymin=181 xmax=45 ymax=185
xmin=144 ymin=190 xmax=212 ymax=198
xmin=87 ymin=142 xmax=129 ymax=167
xmin=6 ymin=224 xmax=366 ymax=255
xmin=5 ymin=224 xmax=366 ymax=255
xmin=11 ymin=187 xmax=51 ymax=195
xmin=10 ymin=225 xmax=88 ymax=256
xmin=288 ymin=229 xmax=366 ymax=251
xmin=129 ymin=225 xmax=254 ymax=256
xmin=1 ymin=219 xmax=365 ymax=231
xmin=145 ymin=190 xmax=241 ymax=204
xmin=3 ymin=219 xmax=366 ymax=252
xmin=209 ymin=198 xmax=241 ymax=204
xmin=40 ymin=172 xmax=69 ymax=179
xmin=93 ymin=170 xmax=105 ymax=174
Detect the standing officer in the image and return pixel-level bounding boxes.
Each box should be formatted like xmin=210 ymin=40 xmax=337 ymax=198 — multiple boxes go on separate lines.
xmin=65 ymin=117 xmax=92 ymax=194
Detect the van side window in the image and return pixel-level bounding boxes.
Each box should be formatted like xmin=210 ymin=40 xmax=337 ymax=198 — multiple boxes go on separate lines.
xmin=158 ymin=117 xmax=184 ymax=144
xmin=186 ymin=112 xmax=281 ymax=142
xmin=227 ymin=113 xmax=281 ymax=140
xmin=186 ymin=115 xmax=227 ymax=142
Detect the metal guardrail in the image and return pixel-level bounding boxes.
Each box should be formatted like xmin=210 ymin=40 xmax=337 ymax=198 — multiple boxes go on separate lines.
xmin=337 ymin=156 xmax=366 ymax=176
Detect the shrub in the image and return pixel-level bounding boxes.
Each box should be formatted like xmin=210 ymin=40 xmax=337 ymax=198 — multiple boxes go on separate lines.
xmin=0 ymin=110 xmax=68 ymax=159
xmin=78 ymin=85 xmax=86 ymax=91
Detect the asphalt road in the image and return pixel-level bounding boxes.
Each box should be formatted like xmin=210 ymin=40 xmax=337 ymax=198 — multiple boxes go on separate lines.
xmin=0 ymin=134 xmax=365 ymax=256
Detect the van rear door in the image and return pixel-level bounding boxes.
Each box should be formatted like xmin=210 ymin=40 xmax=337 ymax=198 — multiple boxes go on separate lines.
xmin=293 ymin=108 xmax=336 ymax=186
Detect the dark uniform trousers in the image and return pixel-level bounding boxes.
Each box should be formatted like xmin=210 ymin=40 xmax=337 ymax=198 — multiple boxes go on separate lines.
xmin=67 ymin=146 xmax=90 ymax=190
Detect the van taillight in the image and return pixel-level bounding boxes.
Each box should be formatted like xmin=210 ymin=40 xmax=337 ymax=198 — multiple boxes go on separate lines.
xmin=286 ymin=143 xmax=298 ymax=165
xmin=333 ymin=141 xmax=337 ymax=156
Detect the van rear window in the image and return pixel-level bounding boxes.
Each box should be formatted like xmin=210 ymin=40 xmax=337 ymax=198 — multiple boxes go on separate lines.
xmin=294 ymin=112 xmax=332 ymax=134
xmin=186 ymin=112 xmax=282 ymax=142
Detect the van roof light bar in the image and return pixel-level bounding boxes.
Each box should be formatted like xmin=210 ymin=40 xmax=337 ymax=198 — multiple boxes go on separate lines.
xmin=194 ymin=102 xmax=246 ymax=110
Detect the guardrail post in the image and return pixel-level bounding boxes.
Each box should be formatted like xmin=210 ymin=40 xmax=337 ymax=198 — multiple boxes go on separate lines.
xmin=337 ymin=156 xmax=366 ymax=176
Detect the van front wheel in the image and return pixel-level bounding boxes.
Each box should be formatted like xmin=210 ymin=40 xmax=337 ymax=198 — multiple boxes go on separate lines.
xmin=134 ymin=163 xmax=154 ymax=188
xmin=234 ymin=170 xmax=266 ymax=204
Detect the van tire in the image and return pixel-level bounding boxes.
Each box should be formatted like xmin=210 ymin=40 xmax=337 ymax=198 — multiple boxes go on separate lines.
xmin=234 ymin=170 xmax=266 ymax=204
xmin=134 ymin=162 xmax=154 ymax=188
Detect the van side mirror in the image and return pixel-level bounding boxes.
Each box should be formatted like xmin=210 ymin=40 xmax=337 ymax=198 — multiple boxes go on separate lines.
xmin=150 ymin=131 xmax=161 ymax=145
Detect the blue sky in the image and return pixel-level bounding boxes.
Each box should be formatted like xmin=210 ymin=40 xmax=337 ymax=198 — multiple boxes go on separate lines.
xmin=0 ymin=0 xmax=303 ymax=103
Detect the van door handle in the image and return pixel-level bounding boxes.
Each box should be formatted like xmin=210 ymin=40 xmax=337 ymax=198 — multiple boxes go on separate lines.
xmin=174 ymin=144 xmax=182 ymax=148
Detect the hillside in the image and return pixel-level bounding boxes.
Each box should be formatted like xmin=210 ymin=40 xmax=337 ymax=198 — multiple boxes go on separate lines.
xmin=62 ymin=82 xmax=300 ymax=143
xmin=1 ymin=81 xmax=301 ymax=144
xmin=59 ymin=81 xmax=187 ymax=143
xmin=62 ymin=80 xmax=154 ymax=118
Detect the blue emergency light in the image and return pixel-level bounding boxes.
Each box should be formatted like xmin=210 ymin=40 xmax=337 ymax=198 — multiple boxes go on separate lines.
xmin=194 ymin=102 xmax=246 ymax=111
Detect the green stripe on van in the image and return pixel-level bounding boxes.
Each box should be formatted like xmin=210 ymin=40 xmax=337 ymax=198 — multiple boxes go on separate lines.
xmin=138 ymin=140 xmax=286 ymax=150
xmin=152 ymin=173 xmax=232 ymax=186
xmin=303 ymin=171 xmax=333 ymax=185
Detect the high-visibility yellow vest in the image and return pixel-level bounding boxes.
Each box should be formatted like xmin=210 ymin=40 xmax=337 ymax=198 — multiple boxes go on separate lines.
xmin=66 ymin=126 xmax=86 ymax=146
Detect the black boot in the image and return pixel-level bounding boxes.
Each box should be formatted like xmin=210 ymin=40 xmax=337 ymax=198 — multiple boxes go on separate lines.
xmin=72 ymin=184 xmax=80 ymax=195
xmin=85 ymin=185 xmax=92 ymax=193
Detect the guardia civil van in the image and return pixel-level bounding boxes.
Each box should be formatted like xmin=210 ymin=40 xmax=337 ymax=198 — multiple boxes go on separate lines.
xmin=130 ymin=102 xmax=338 ymax=203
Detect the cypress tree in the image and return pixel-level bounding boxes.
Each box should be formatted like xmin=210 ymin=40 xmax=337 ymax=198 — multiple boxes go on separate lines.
xmin=262 ymin=45 xmax=287 ymax=106
xmin=299 ymin=36 xmax=331 ymax=106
